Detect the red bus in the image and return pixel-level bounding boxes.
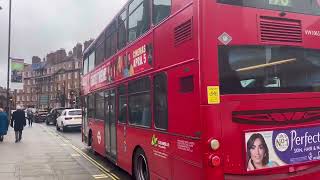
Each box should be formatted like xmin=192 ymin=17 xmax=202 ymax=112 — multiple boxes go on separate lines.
xmin=81 ymin=0 xmax=320 ymax=179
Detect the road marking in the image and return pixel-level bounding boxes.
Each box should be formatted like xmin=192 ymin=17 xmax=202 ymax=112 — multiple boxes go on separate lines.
xmin=93 ymin=174 xmax=109 ymax=179
xmin=71 ymin=153 xmax=81 ymax=157
xmin=69 ymin=144 xmax=119 ymax=180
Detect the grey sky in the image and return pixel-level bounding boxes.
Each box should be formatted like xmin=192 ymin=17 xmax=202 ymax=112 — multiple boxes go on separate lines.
xmin=0 ymin=0 xmax=127 ymax=87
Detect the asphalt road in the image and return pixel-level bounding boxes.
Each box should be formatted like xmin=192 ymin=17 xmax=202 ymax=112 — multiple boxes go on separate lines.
xmin=45 ymin=124 xmax=132 ymax=180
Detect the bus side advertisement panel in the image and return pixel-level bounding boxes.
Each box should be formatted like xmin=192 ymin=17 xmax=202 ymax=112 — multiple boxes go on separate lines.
xmin=245 ymin=126 xmax=320 ymax=172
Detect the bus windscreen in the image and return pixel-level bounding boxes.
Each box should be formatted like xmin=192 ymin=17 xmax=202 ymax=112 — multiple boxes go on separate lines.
xmin=217 ymin=0 xmax=320 ymax=15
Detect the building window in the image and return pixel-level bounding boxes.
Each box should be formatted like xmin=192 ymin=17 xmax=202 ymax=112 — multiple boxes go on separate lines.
xmin=128 ymin=77 xmax=151 ymax=127
xmin=74 ymin=72 xmax=78 ymax=79
xmin=128 ymin=0 xmax=150 ymax=42
xmin=68 ymin=73 xmax=72 ymax=79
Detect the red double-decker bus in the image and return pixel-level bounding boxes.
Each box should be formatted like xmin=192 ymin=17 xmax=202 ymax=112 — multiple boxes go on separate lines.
xmin=81 ymin=0 xmax=320 ymax=179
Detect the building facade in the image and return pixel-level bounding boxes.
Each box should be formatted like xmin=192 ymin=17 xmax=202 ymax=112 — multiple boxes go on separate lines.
xmin=0 ymin=87 xmax=7 ymax=108
xmin=16 ymin=43 xmax=83 ymax=109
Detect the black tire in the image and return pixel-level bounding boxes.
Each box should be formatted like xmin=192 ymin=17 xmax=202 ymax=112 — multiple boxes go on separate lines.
xmin=61 ymin=125 xmax=66 ymax=132
xmin=133 ymin=148 xmax=150 ymax=180
xmin=56 ymin=123 xmax=60 ymax=131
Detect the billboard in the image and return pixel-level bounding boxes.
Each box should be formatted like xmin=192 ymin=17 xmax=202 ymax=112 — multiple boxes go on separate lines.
xmin=245 ymin=126 xmax=320 ymax=171
xmin=31 ymin=62 xmax=45 ymax=70
xmin=11 ymin=59 xmax=24 ymax=83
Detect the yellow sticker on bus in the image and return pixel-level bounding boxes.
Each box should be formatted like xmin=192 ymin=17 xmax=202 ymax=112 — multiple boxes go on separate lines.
xmin=207 ymin=86 xmax=220 ymax=104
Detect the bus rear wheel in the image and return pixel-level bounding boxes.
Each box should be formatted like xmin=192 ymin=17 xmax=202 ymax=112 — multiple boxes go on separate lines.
xmin=133 ymin=148 xmax=150 ymax=180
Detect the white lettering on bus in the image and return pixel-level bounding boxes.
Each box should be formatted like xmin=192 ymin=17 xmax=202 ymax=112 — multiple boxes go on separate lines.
xmin=305 ymin=30 xmax=320 ymax=37
xmin=90 ymin=67 xmax=107 ymax=86
xmin=133 ymin=45 xmax=146 ymax=59
xmin=133 ymin=45 xmax=147 ymax=68
xmin=290 ymin=130 xmax=320 ymax=151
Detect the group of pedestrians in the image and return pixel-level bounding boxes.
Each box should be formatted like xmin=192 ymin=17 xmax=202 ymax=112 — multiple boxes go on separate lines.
xmin=0 ymin=105 xmax=27 ymax=143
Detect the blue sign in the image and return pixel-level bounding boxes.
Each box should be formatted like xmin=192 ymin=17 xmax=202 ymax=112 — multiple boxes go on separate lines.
xmin=273 ymin=126 xmax=320 ymax=164
xmin=31 ymin=62 xmax=45 ymax=70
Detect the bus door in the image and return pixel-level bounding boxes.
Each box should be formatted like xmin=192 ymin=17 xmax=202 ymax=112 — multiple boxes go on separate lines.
xmin=104 ymin=89 xmax=117 ymax=159
xmin=82 ymin=96 xmax=89 ymax=143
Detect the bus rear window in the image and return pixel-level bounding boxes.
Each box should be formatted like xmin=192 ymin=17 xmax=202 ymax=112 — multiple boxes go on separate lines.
xmin=68 ymin=110 xmax=82 ymax=116
xmin=219 ymin=46 xmax=320 ymax=94
xmin=217 ymin=0 xmax=320 ymax=15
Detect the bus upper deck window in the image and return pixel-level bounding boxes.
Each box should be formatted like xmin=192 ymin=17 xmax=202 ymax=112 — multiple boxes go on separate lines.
xmin=153 ymin=0 xmax=171 ymax=25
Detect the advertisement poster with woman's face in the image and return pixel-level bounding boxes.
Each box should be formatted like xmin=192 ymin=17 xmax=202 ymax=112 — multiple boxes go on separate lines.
xmin=245 ymin=126 xmax=320 ymax=171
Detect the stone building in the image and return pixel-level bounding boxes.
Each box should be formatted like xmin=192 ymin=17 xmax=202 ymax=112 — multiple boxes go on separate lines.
xmin=16 ymin=43 xmax=84 ymax=109
xmin=0 ymin=87 xmax=7 ymax=108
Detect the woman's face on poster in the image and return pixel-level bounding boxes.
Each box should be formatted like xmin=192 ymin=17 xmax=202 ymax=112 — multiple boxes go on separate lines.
xmin=250 ymin=138 xmax=266 ymax=164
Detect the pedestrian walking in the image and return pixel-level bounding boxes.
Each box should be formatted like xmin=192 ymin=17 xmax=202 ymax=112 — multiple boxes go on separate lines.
xmin=0 ymin=108 xmax=9 ymax=142
xmin=27 ymin=108 xmax=33 ymax=127
xmin=11 ymin=105 xmax=26 ymax=143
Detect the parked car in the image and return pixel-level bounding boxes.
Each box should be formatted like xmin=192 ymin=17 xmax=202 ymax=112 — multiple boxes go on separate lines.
xmin=34 ymin=110 xmax=48 ymax=123
xmin=46 ymin=107 xmax=71 ymax=125
xmin=56 ymin=109 xmax=82 ymax=132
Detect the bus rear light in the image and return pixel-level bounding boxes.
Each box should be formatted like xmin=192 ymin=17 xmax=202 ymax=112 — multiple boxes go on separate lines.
xmin=65 ymin=117 xmax=72 ymax=120
xmin=209 ymin=155 xmax=221 ymax=167
xmin=209 ymin=139 xmax=220 ymax=151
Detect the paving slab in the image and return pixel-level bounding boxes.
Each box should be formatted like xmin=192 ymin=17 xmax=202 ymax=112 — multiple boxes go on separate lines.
xmin=0 ymin=124 xmax=109 ymax=180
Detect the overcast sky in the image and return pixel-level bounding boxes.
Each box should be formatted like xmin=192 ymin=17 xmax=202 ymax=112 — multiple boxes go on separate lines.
xmin=0 ymin=0 xmax=127 ymax=87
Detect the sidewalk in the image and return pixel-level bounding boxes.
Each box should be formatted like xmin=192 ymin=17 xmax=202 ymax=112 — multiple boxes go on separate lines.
xmin=0 ymin=123 xmax=113 ymax=180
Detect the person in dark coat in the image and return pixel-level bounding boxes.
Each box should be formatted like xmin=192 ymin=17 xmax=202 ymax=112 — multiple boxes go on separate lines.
xmin=0 ymin=108 xmax=8 ymax=142
xmin=11 ymin=105 xmax=26 ymax=143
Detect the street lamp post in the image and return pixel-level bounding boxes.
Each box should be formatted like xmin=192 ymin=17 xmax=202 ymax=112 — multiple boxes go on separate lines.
xmin=1 ymin=0 xmax=12 ymax=113
xmin=7 ymin=0 xmax=12 ymax=111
